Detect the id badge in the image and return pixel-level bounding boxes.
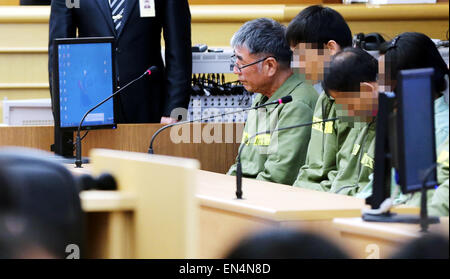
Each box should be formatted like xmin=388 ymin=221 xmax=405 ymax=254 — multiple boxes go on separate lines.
xmin=139 ymin=0 xmax=155 ymax=17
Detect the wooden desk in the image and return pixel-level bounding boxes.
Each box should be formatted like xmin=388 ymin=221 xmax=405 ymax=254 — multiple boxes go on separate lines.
xmin=333 ymin=217 xmax=449 ymax=259
xmin=77 ymin=159 xmax=419 ymax=259
xmin=195 ymin=170 xmax=366 ymax=258
xmin=81 ymin=191 xmax=136 ymax=259
xmin=0 ymin=123 xmax=244 ymax=173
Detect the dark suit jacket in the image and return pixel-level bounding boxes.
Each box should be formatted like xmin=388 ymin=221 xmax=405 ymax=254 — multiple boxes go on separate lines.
xmin=49 ymin=0 xmax=192 ymax=123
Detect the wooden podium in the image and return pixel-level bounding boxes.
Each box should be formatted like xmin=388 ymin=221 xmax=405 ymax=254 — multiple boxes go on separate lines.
xmin=0 ymin=123 xmax=244 ymax=174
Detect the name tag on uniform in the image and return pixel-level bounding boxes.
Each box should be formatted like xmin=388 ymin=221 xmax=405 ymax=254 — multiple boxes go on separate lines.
xmin=139 ymin=0 xmax=155 ymax=17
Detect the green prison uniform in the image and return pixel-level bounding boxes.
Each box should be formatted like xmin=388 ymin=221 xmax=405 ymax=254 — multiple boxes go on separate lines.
xmin=293 ymin=93 xmax=352 ymax=191
xmin=327 ymin=121 xmax=377 ymax=196
xmin=227 ymin=74 xmax=318 ymax=185
xmin=429 ymin=137 xmax=449 ymax=216
xmin=402 ymin=137 xmax=449 ymax=216
xmin=356 ymin=95 xmax=449 ymax=205
xmin=434 ymin=96 xmax=449 ymax=147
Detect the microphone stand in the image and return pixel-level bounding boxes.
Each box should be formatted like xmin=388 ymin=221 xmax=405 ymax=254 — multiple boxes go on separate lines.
xmin=236 ymin=118 xmax=339 ymax=199
xmin=75 ymin=69 xmax=154 ymax=168
xmin=148 ymin=96 xmax=293 ymax=154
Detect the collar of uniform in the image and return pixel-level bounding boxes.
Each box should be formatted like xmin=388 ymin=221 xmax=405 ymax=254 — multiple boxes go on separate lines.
xmin=257 ymin=73 xmax=302 ymax=113
xmin=347 ymin=118 xmax=377 ymax=130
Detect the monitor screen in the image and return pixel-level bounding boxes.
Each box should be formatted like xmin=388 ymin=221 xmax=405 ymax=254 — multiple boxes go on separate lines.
xmin=366 ymin=68 xmax=439 ymax=216
xmin=395 ymin=68 xmax=437 ymax=193
xmin=54 ymin=38 xmax=116 ymax=129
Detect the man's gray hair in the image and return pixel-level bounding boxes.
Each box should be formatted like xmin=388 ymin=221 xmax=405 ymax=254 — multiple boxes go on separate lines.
xmin=231 ymin=18 xmax=292 ymax=67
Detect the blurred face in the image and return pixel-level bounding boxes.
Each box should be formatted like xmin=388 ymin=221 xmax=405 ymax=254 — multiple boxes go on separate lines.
xmin=378 ymin=54 xmax=396 ymax=92
xmin=291 ymin=42 xmax=339 ymax=84
xmin=232 ymin=46 xmax=268 ymax=94
xmin=328 ymin=82 xmax=379 ymax=123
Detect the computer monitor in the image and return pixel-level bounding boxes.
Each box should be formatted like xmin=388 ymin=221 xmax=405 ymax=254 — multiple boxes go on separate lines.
xmin=52 ymin=37 xmax=117 ymax=157
xmin=394 ymin=68 xmax=438 ymax=193
xmin=366 ymin=68 xmax=439 ymax=225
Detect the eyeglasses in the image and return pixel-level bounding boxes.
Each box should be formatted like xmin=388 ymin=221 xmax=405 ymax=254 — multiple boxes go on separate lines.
xmin=230 ymin=55 xmax=276 ymax=72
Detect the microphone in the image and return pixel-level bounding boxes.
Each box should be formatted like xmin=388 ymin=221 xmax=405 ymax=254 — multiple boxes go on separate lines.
xmin=235 ymin=117 xmax=339 ymax=199
xmin=148 ymin=95 xmax=293 ymax=154
xmin=75 ymin=66 xmax=159 ymax=168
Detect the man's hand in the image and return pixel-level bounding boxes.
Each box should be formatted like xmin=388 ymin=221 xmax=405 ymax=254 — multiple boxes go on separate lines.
xmin=160 ymin=116 xmax=178 ymax=125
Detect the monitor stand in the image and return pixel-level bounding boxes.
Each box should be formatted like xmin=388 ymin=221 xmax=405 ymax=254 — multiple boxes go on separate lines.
xmin=365 ymin=93 xmax=440 ymax=232
xmin=363 ymin=185 xmax=440 ymax=232
xmin=363 ymin=212 xmax=440 ymax=224
xmin=48 ymin=155 xmax=90 ymax=165
xmin=52 ymin=129 xmax=90 ymax=166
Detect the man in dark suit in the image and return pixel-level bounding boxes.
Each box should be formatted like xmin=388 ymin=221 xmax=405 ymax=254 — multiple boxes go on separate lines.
xmin=49 ymin=0 xmax=192 ymax=124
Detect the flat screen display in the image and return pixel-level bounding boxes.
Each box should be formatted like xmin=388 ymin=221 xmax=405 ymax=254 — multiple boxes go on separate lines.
xmin=56 ymin=41 xmax=115 ymax=128
xmin=397 ymin=68 xmax=437 ymax=193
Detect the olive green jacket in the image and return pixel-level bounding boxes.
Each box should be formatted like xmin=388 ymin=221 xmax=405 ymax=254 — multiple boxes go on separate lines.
xmin=327 ymin=121 xmax=377 ymax=195
xmin=356 ymin=96 xmax=449 ymax=215
xmin=403 ymin=137 xmax=449 ymax=216
xmin=293 ymin=93 xmax=352 ymax=190
xmin=227 ymin=74 xmax=318 ymax=185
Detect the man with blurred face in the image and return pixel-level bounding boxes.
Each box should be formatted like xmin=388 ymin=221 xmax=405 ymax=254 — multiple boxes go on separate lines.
xmin=286 ymin=5 xmax=354 ymax=191
xmin=321 ymin=47 xmax=379 ymax=196
xmin=328 ymin=82 xmax=379 ymax=123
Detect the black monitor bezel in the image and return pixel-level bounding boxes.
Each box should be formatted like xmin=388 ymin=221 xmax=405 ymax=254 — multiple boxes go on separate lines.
xmin=396 ymin=68 xmax=438 ymax=193
xmin=52 ymin=37 xmax=117 ymax=131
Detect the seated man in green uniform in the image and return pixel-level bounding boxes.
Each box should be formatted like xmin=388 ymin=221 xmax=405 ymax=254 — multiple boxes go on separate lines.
xmin=413 ymin=137 xmax=449 ymax=217
xmin=356 ymin=33 xmax=449 ymax=213
xmin=227 ymin=18 xmax=318 ymax=185
xmin=321 ymin=47 xmax=379 ymax=195
xmin=286 ymin=5 xmax=354 ymax=190
xmin=375 ymin=137 xmax=449 ymax=217
xmin=430 ymin=137 xmax=449 ymax=216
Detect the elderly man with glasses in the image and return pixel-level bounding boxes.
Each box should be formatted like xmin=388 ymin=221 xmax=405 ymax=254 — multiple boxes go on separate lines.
xmin=227 ymin=18 xmax=319 ymax=185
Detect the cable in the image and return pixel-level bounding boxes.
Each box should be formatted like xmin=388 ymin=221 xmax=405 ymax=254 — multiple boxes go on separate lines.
xmin=80 ymin=130 xmax=90 ymax=141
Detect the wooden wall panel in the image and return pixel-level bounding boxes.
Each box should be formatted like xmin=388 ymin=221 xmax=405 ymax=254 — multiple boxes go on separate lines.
xmin=0 ymin=123 xmax=245 ymax=174
xmin=0 ymin=125 xmax=53 ymax=150
xmin=0 ymin=4 xmax=448 ymax=122
xmin=1 ymin=0 xmax=20 ymax=5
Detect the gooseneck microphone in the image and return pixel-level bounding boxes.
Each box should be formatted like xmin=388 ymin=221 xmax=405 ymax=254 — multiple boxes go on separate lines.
xmin=75 ymin=66 xmax=159 ymax=168
xmin=235 ymin=117 xmax=339 ymax=199
xmin=148 ymin=95 xmax=293 ymax=154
